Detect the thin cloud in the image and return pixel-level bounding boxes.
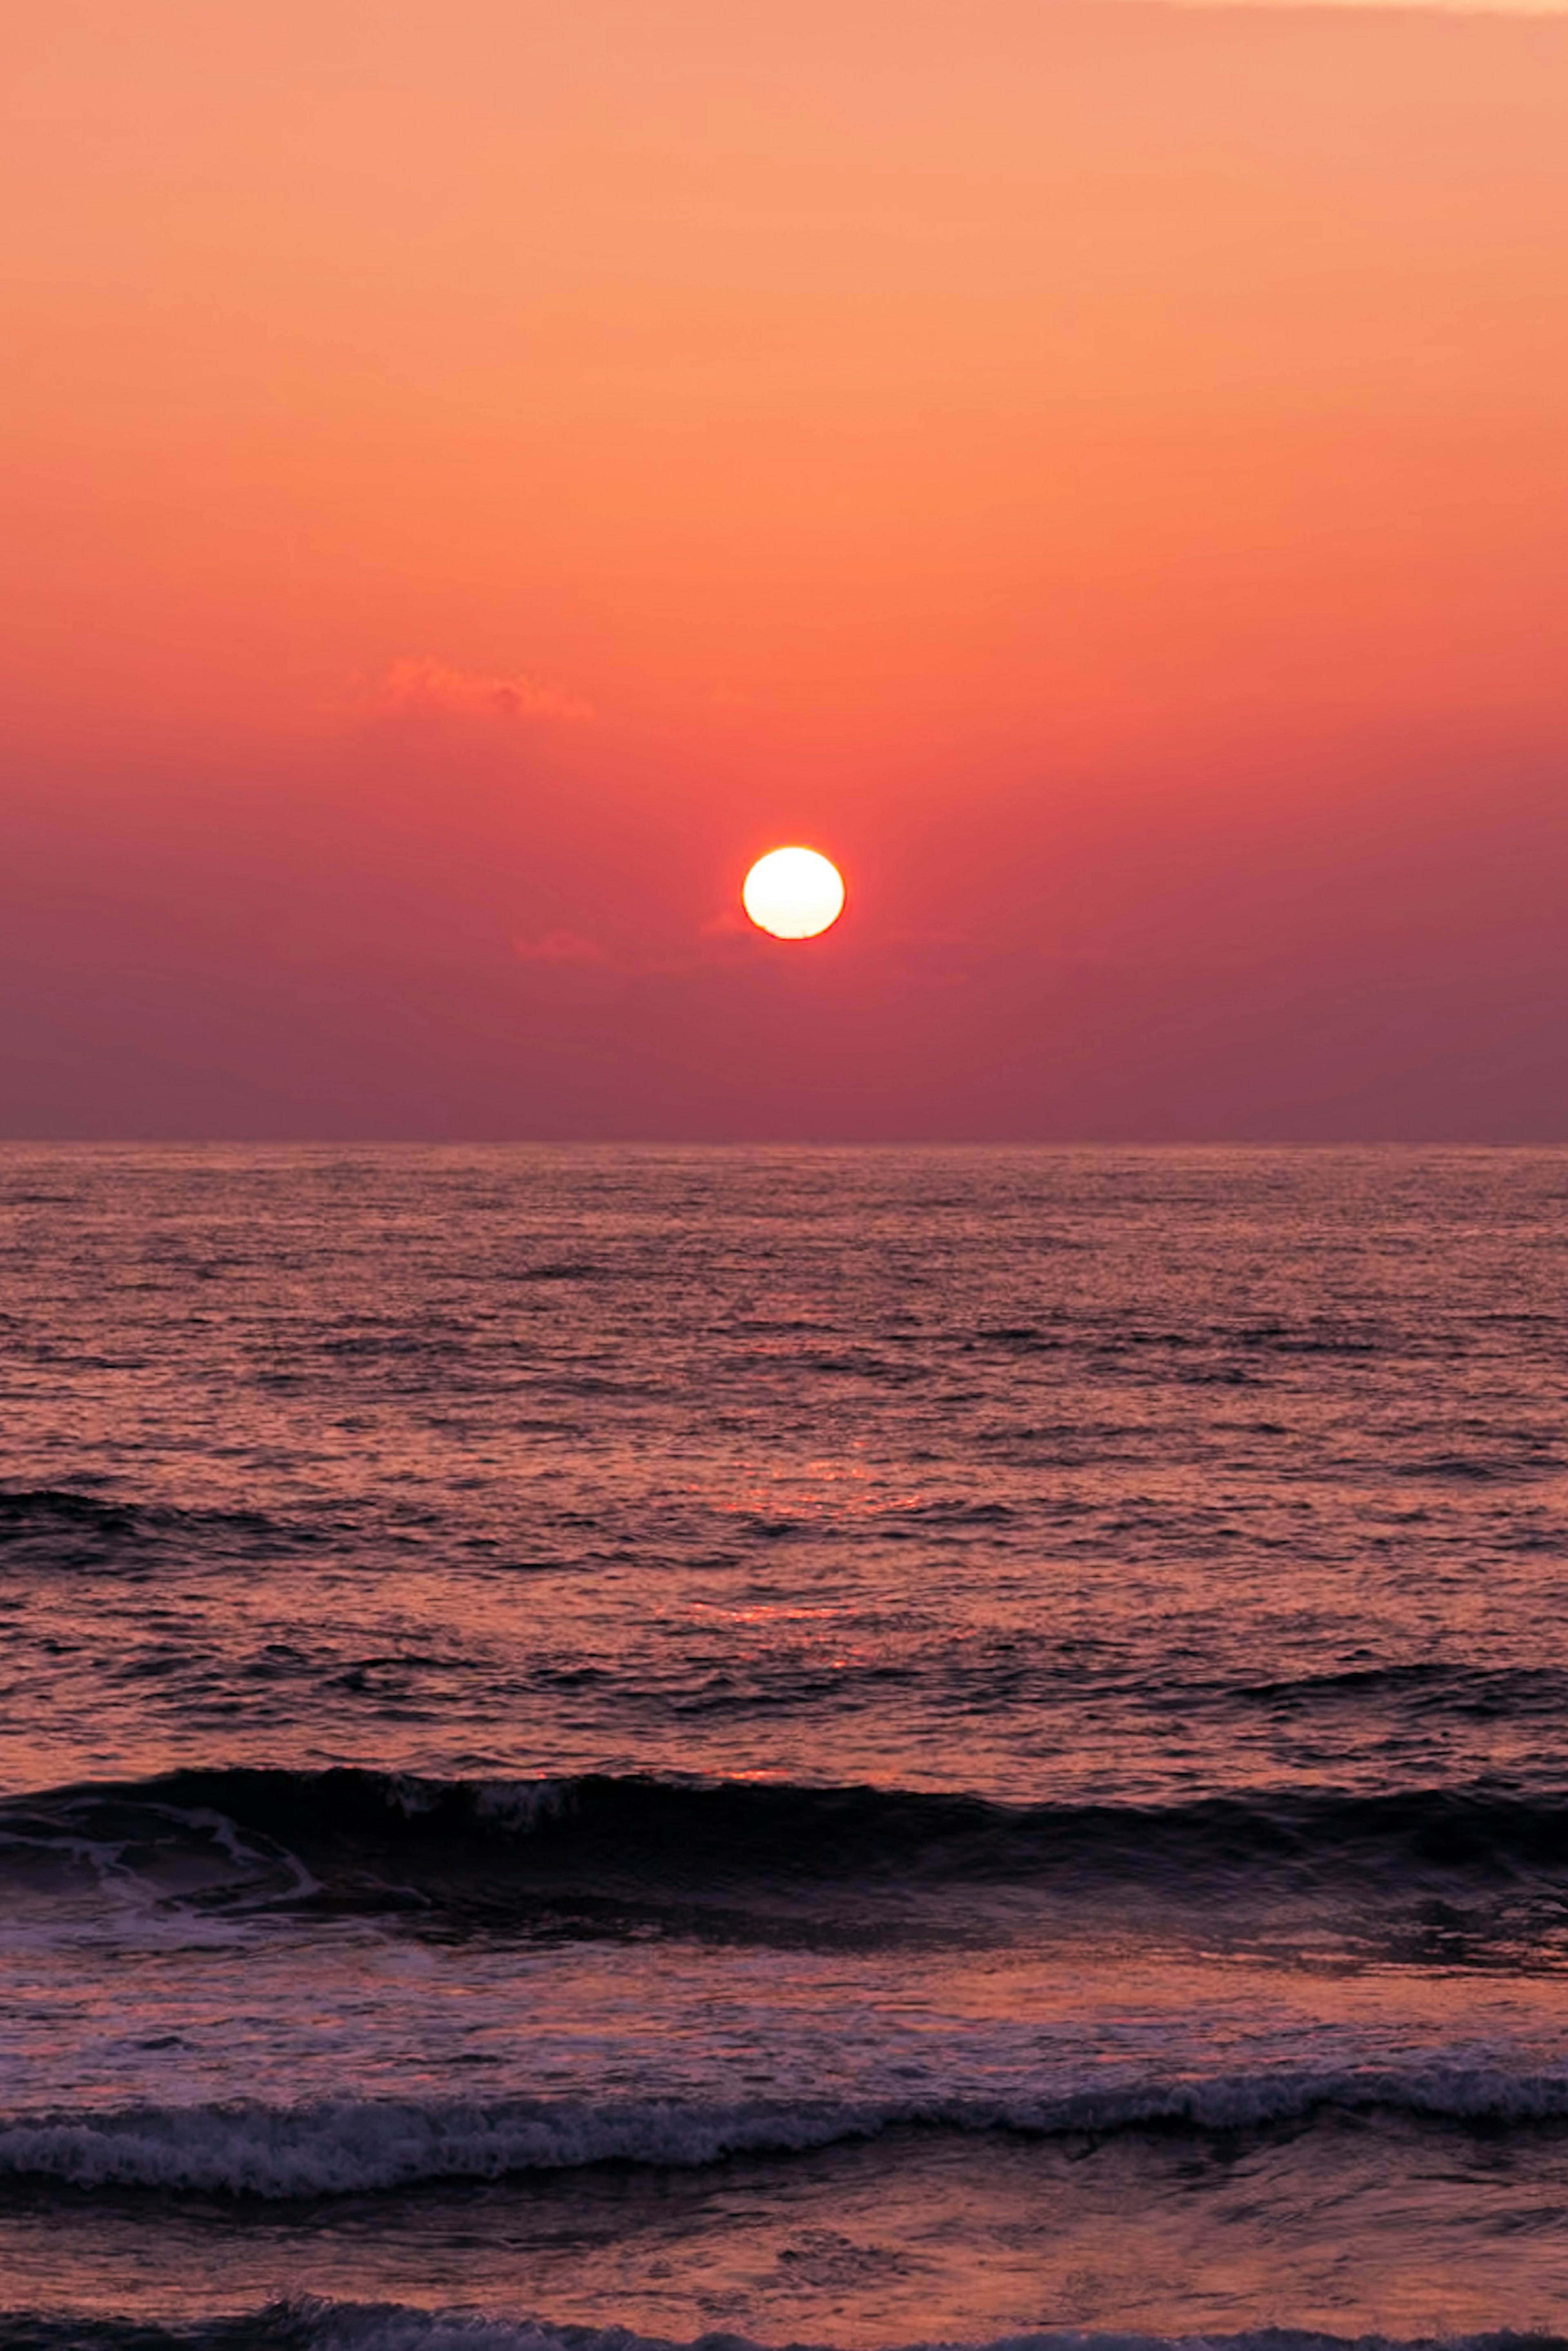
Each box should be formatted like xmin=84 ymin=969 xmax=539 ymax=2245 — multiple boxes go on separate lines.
xmin=699 ymin=908 xmax=750 ymax=942
xmin=365 ymin=658 xmax=594 ymax=724
xmin=512 ymin=930 xmax=612 ymax=967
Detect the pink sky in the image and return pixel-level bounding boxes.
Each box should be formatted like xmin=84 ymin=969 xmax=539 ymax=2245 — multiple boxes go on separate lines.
xmin=3 ymin=0 xmax=1567 ymax=1137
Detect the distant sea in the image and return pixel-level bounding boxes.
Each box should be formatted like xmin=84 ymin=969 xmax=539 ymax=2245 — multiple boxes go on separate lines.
xmin=3 ymin=1145 xmax=1568 ymax=2351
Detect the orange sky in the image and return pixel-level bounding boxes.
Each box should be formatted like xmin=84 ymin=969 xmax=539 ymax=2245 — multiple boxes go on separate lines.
xmin=3 ymin=0 xmax=1568 ymax=1136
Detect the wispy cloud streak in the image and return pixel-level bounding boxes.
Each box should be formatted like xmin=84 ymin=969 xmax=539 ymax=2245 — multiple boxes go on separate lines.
xmin=362 ymin=660 xmax=594 ymax=725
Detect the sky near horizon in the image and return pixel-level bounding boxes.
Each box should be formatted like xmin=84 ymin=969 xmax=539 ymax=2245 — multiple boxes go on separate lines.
xmin=3 ymin=0 xmax=1567 ymax=1139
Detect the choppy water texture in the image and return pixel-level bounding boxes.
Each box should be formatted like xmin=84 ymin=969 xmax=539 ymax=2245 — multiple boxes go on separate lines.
xmin=2 ymin=1146 xmax=1568 ymax=2351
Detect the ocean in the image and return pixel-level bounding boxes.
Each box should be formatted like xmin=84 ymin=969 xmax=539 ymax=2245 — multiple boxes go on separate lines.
xmin=2 ymin=1144 xmax=1568 ymax=2351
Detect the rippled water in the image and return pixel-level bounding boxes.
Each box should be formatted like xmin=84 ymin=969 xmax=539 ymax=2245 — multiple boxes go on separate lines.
xmin=3 ymin=1145 xmax=1568 ymax=2350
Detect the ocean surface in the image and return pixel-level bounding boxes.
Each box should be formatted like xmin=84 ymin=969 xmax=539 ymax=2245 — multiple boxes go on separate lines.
xmin=3 ymin=1145 xmax=1568 ymax=2351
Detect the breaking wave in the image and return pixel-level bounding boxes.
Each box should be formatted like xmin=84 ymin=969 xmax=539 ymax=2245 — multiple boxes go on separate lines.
xmin=3 ymin=1767 xmax=1568 ymax=1929
xmin=2 ymin=2306 xmax=1566 ymax=2351
xmin=7 ymin=2065 xmax=1568 ymax=2198
xmin=3 ymin=2307 xmax=1566 ymax=2351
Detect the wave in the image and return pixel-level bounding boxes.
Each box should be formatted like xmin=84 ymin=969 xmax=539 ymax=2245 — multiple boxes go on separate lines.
xmin=1 ymin=2312 xmax=1565 ymax=2351
xmin=7 ymin=2066 xmax=1568 ymax=2198
xmin=0 ymin=1486 xmax=149 ymax=1545
xmin=3 ymin=2313 xmax=1565 ymax=2351
xmin=4 ymin=1767 xmax=1568 ymax=1932
xmin=0 ymin=1486 xmax=324 ymax=1573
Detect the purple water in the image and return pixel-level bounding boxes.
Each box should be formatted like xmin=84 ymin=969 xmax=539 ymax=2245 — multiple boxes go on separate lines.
xmin=2 ymin=1145 xmax=1567 ymax=2349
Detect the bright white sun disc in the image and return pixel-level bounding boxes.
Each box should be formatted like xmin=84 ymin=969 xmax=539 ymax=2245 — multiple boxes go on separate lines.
xmin=742 ymin=846 xmax=846 ymax=940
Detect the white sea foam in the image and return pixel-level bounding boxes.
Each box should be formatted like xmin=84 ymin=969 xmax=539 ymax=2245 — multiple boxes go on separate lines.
xmin=470 ymin=1778 xmax=576 ymax=1831
xmin=168 ymin=2300 xmax=1568 ymax=2351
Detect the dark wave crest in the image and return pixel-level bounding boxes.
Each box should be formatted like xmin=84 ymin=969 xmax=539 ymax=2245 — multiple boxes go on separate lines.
xmin=4 ymin=1768 xmax=1568 ymax=1941
xmin=7 ymin=2071 xmax=1568 ymax=2199
xmin=0 ymin=1487 xmax=317 ymax=1576
xmin=0 ymin=1487 xmax=147 ymax=1538
xmin=2 ymin=2309 xmax=1564 ymax=2351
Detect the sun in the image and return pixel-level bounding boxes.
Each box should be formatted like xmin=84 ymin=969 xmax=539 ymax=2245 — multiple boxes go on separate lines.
xmin=742 ymin=847 xmax=846 ymax=940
